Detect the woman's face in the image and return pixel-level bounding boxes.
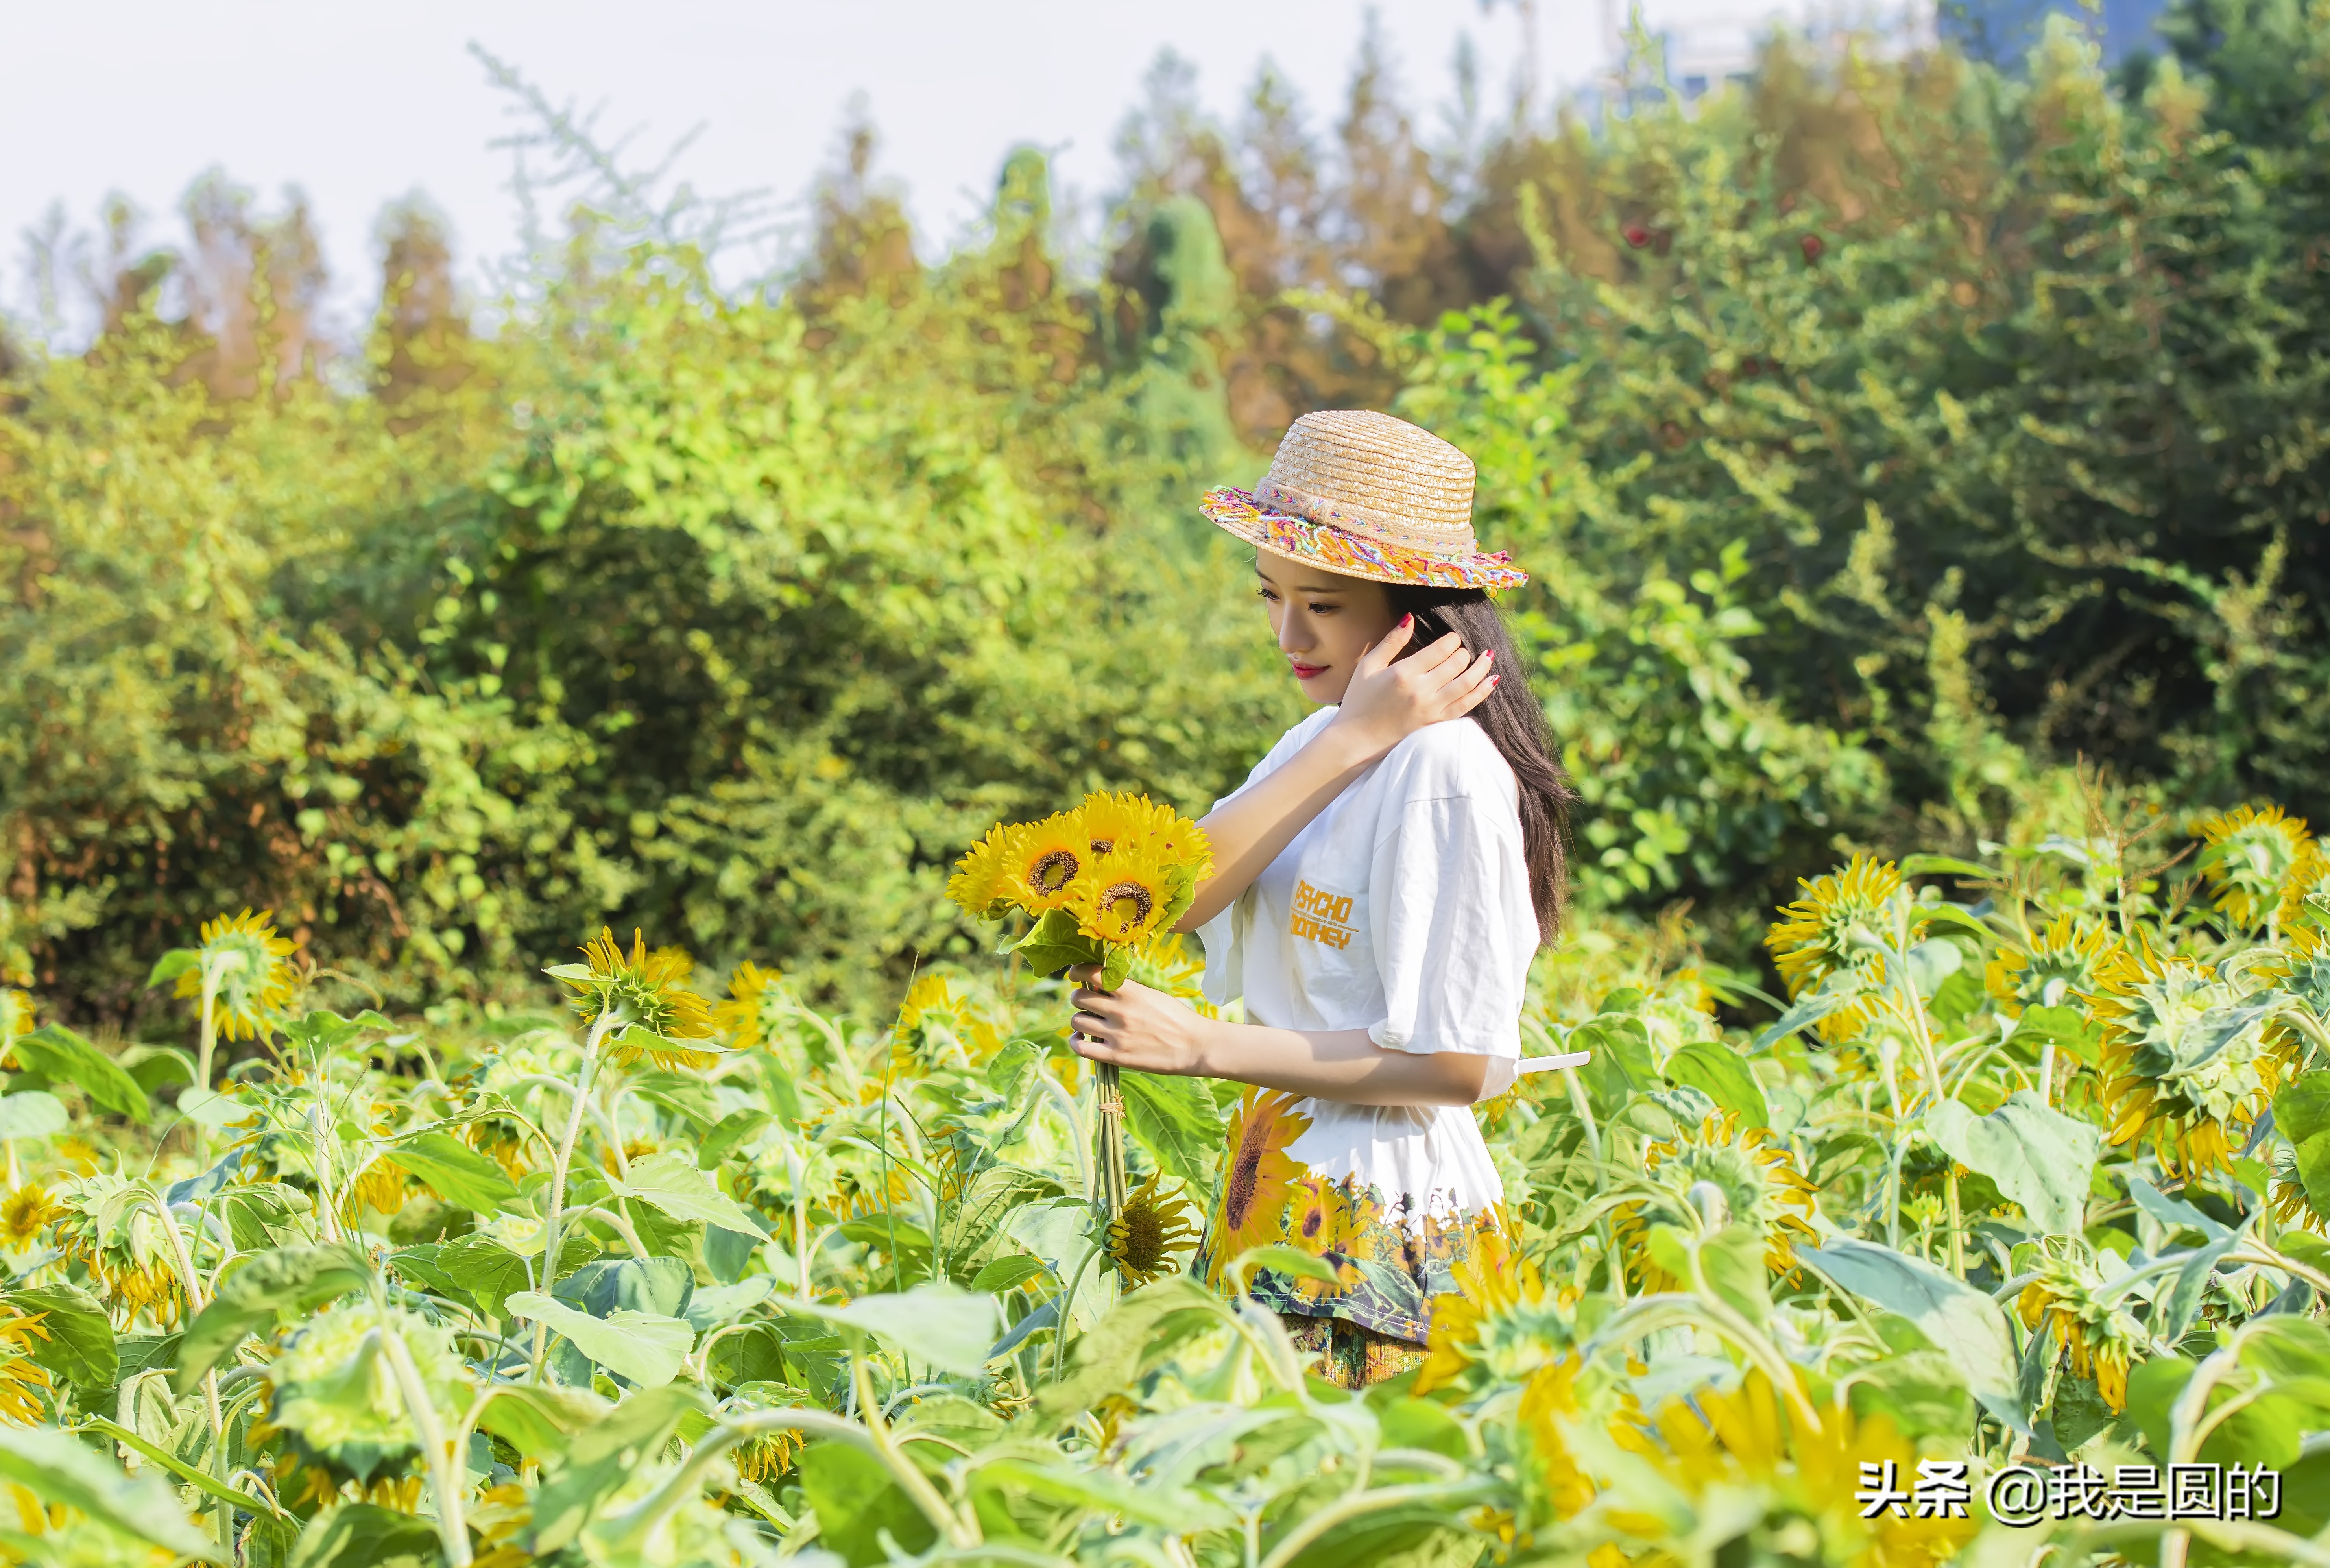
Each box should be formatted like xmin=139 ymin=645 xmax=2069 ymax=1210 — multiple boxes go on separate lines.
xmin=1254 ymin=553 xmax=1402 ymax=705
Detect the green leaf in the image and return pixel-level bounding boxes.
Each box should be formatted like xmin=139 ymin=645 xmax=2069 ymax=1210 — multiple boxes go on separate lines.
xmin=1753 ymin=982 xmax=1857 ymax=1051
xmin=142 ymin=949 xmax=199 ymax=989
xmin=969 ymin=1254 xmax=1051 ymax=1294
xmin=554 ymin=1256 xmax=695 ymax=1321
xmin=1899 ymin=854 xmax=1995 ymax=880
xmin=698 ymin=1109 xmax=772 ymax=1167
xmin=801 ymin=1439 xmax=937 ymax=1567
xmin=1233 ymin=1244 xmax=1339 ymax=1288
xmin=2276 ymin=1075 xmax=2330 ymax=1224
xmin=1663 ymin=1043 xmax=1769 ymax=1128
xmin=428 ymin=1232 xmax=598 ymax=1320
xmin=785 ymin=1283 xmax=1001 ymax=1377
xmin=284 ymin=1501 xmax=443 ymax=1568
xmin=505 ymin=1292 xmax=693 ymax=1388
xmin=1798 ymin=1237 xmax=2017 ymax=1405
xmin=389 ymin=1130 xmax=522 ymax=1215
xmin=1034 ymin=1276 xmax=1237 ymax=1421
xmin=1924 ymin=1090 xmax=2099 ymax=1236
xmin=10 ymin=1025 xmax=148 ymax=1122
xmin=1119 ymin=1069 xmax=1224 ymax=1184
xmin=607 ymin=1150 xmax=764 ymax=1235
xmin=473 ymin=1384 xmax=609 ymax=1461
xmin=4 ymin=1284 xmax=114 ymax=1388
xmin=173 ymin=1086 xmax=252 ymax=1132
xmin=0 ymin=1423 xmax=222 ymax=1561
xmin=525 ymin=1383 xmax=704 ymax=1553
xmin=1014 ymin=909 xmax=1104 ymax=980
xmin=176 ymin=1244 xmax=371 ymax=1394
xmin=1573 ymin=1014 xmax=1656 ymax=1108
xmin=0 ymin=1093 xmax=66 ymax=1141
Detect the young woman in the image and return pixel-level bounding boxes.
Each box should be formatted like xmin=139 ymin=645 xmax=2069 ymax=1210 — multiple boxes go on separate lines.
xmin=1067 ymin=409 xmax=1576 ymax=1389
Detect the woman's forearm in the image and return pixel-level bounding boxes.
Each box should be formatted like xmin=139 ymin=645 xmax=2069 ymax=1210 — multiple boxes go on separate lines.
xmin=1175 ymin=722 xmax=1383 ymax=933
xmin=1189 ymin=1018 xmax=1490 ymax=1107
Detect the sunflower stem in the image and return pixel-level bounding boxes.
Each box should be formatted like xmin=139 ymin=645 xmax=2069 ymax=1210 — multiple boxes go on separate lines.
xmin=532 ymin=1013 xmax=613 ymax=1379
xmin=377 ymin=1324 xmax=472 ymax=1566
xmin=1095 ymin=1063 xmax=1128 ymax=1218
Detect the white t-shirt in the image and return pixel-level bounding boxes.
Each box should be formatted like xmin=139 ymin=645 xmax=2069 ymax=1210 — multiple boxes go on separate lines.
xmin=1194 ymin=707 xmax=1538 ymax=1223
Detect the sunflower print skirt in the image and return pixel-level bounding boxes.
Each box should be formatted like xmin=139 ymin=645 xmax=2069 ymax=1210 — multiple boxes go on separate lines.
xmin=1196 ymin=1087 xmax=1510 ymax=1370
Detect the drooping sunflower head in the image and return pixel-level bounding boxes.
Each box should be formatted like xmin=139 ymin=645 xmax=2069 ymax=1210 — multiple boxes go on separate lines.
xmin=1764 ymin=855 xmax=1925 ymax=1042
xmin=1613 ymin=1111 xmax=1819 ymax=1291
xmin=891 ymin=974 xmax=1001 ymax=1070
xmin=2196 ymin=804 xmax=2312 ymax=929
xmin=1107 ymin=1174 xmax=1202 ymax=1286
xmin=175 ymin=909 xmax=298 ymax=1042
xmin=2015 ymin=1244 xmax=2145 ymax=1411
xmin=553 ymin=929 xmax=719 ymax=1068
xmin=2086 ymin=938 xmax=2287 ymax=1175
xmin=268 ymin=1304 xmax=473 ymax=1479
xmin=0 ymin=1185 xmax=57 ymax=1250
xmin=1986 ymin=914 xmax=2119 ymax=1018
xmin=343 ymin=1160 xmax=412 ymax=1221
xmin=2270 ymin=1141 xmax=2326 ymax=1234
xmin=2278 ymin=842 xmax=2330 ymax=934
xmin=1003 ymin=812 xmax=1091 ymax=912
xmin=0 ymin=1308 xmax=51 ymax=1426
xmin=711 ymin=960 xmax=788 ymax=1053
xmin=54 ymin=1174 xmax=185 ymax=1326
xmin=1069 ymin=844 xmax=1182 ymax=947
xmin=946 ymin=823 xmax=1017 ymax=921
xmin=1418 ymin=1239 xmax=1580 ymax=1394
xmin=731 ymin=1423 xmax=804 ymax=1483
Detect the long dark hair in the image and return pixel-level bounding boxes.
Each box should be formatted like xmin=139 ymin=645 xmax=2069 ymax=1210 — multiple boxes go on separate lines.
xmin=1387 ymin=584 xmax=1577 ymax=945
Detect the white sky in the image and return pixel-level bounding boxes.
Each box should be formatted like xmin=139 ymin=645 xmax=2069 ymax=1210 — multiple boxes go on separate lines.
xmin=3 ymin=0 xmax=1825 ymax=336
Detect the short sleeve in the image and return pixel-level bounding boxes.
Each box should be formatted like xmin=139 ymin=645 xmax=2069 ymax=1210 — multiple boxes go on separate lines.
xmin=1195 ymin=709 xmax=1337 ymax=1006
xmin=1364 ymin=794 xmax=1534 ymax=1062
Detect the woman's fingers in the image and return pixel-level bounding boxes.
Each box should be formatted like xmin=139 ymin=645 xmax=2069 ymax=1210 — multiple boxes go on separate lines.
xmin=1357 ymin=613 xmax=1417 ymax=673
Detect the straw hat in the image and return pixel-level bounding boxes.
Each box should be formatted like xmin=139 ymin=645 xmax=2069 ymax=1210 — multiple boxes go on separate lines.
xmin=1199 ymin=410 xmax=1527 ymax=591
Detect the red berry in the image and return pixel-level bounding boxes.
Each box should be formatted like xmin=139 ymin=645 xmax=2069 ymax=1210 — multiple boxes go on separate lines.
xmin=1800 ymin=234 xmax=1824 ymax=262
xmin=1624 ymin=223 xmax=1651 ymax=249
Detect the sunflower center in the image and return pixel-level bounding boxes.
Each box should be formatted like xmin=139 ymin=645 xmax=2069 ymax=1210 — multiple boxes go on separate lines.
xmin=1224 ymin=1140 xmax=1264 ymax=1230
xmin=1103 ymin=882 xmax=1154 ymax=926
xmin=1116 ymin=1206 xmax=1166 ymax=1271
xmin=1031 ymin=849 xmax=1081 ymax=894
xmin=1089 ymin=836 xmax=1117 ymax=855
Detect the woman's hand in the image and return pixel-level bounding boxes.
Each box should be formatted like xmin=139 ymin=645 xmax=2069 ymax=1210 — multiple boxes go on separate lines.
xmin=1326 ymin=615 xmax=1498 ymax=759
xmin=1066 ymin=966 xmax=1214 ymax=1075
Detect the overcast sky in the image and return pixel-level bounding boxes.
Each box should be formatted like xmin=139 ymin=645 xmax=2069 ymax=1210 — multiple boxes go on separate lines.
xmin=4 ymin=0 xmax=1822 ymax=335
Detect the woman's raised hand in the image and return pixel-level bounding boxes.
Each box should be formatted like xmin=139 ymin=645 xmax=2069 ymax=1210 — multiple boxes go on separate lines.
xmin=1328 ymin=615 xmax=1497 ymax=757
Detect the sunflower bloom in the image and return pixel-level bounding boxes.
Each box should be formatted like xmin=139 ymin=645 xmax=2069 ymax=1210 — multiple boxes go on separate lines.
xmin=2195 ymin=804 xmax=2311 ymax=929
xmin=946 ymin=824 xmax=1016 ymax=920
xmin=732 ymin=1425 xmax=803 ymax=1483
xmin=1002 ymin=813 xmax=1092 ymax=912
xmin=1764 ymin=856 xmax=1928 ymax=1042
xmin=1078 ymin=793 xmax=1172 ymax=860
xmin=0 ymin=1309 xmax=51 ymax=1425
xmin=2278 ymin=842 xmax=2330 ymax=934
xmin=1986 ymin=914 xmax=2119 ymax=1016
xmin=1417 ymin=1235 xmax=1567 ymax=1394
xmin=0 ymin=992 xmax=30 ymax=1058
xmin=54 ymin=1175 xmax=186 ymax=1325
xmin=0 ymin=1186 xmax=57 ymax=1249
xmin=1613 ymin=1112 xmax=1819 ymax=1291
xmin=176 ymin=909 xmax=297 ymax=1042
xmin=2086 ymin=938 xmax=2289 ymax=1176
xmin=1205 ymin=1089 xmax=1312 ymax=1285
xmin=1107 ymin=1174 xmax=1201 ymax=1286
xmin=1069 ymin=845 xmax=1179 ymax=946
xmin=554 ymin=929 xmax=719 ymax=1069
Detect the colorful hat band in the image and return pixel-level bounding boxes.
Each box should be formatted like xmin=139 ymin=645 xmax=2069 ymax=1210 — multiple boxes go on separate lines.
xmin=1201 ymin=488 xmax=1529 ymax=592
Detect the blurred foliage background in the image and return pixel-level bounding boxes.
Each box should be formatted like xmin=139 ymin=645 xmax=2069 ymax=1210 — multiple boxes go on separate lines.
xmin=5 ymin=4 xmax=2327 ymax=1020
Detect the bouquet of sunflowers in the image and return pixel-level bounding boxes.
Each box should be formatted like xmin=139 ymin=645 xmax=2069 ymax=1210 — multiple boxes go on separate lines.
xmin=948 ymin=792 xmax=1213 ymax=1215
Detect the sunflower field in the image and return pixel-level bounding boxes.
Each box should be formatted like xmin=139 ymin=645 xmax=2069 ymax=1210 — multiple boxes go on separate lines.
xmin=0 ymin=792 xmax=2324 ymax=1567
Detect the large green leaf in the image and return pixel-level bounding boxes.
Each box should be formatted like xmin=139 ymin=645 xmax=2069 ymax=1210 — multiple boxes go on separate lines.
xmin=9 ymin=1024 xmax=148 ymax=1122
xmin=0 ymin=1424 xmax=221 ymax=1560
xmin=525 ymin=1383 xmax=704 ymax=1553
xmin=431 ymin=1232 xmax=598 ymax=1319
xmin=1014 ymin=908 xmax=1104 ymax=981
xmin=506 ymin=1291 xmax=693 ymax=1388
xmin=1798 ymin=1238 xmax=2017 ymax=1405
xmin=283 ymin=1501 xmax=443 ymax=1568
xmin=3 ymin=1284 xmax=114 ymax=1388
xmin=785 ymin=1282 xmax=1001 ymax=1377
xmin=801 ymin=1440 xmax=937 ymax=1567
xmin=606 ymin=1150 xmax=764 ymax=1235
xmin=0 ymin=1092 xmax=66 ymax=1141
xmin=1663 ymin=1043 xmax=1769 ymax=1128
xmin=473 ymin=1384 xmax=610 ymax=1461
xmin=1118 ymin=1069 xmax=1223 ymax=1184
xmin=1923 ymin=1090 xmax=2098 ymax=1236
xmin=2276 ymin=1073 xmax=2330 ymax=1224
xmin=388 ymin=1130 xmax=522 ymax=1215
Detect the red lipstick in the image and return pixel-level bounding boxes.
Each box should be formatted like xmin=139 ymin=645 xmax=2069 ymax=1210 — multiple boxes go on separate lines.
xmin=1289 ymin=661 xmax=1327 ymax=680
